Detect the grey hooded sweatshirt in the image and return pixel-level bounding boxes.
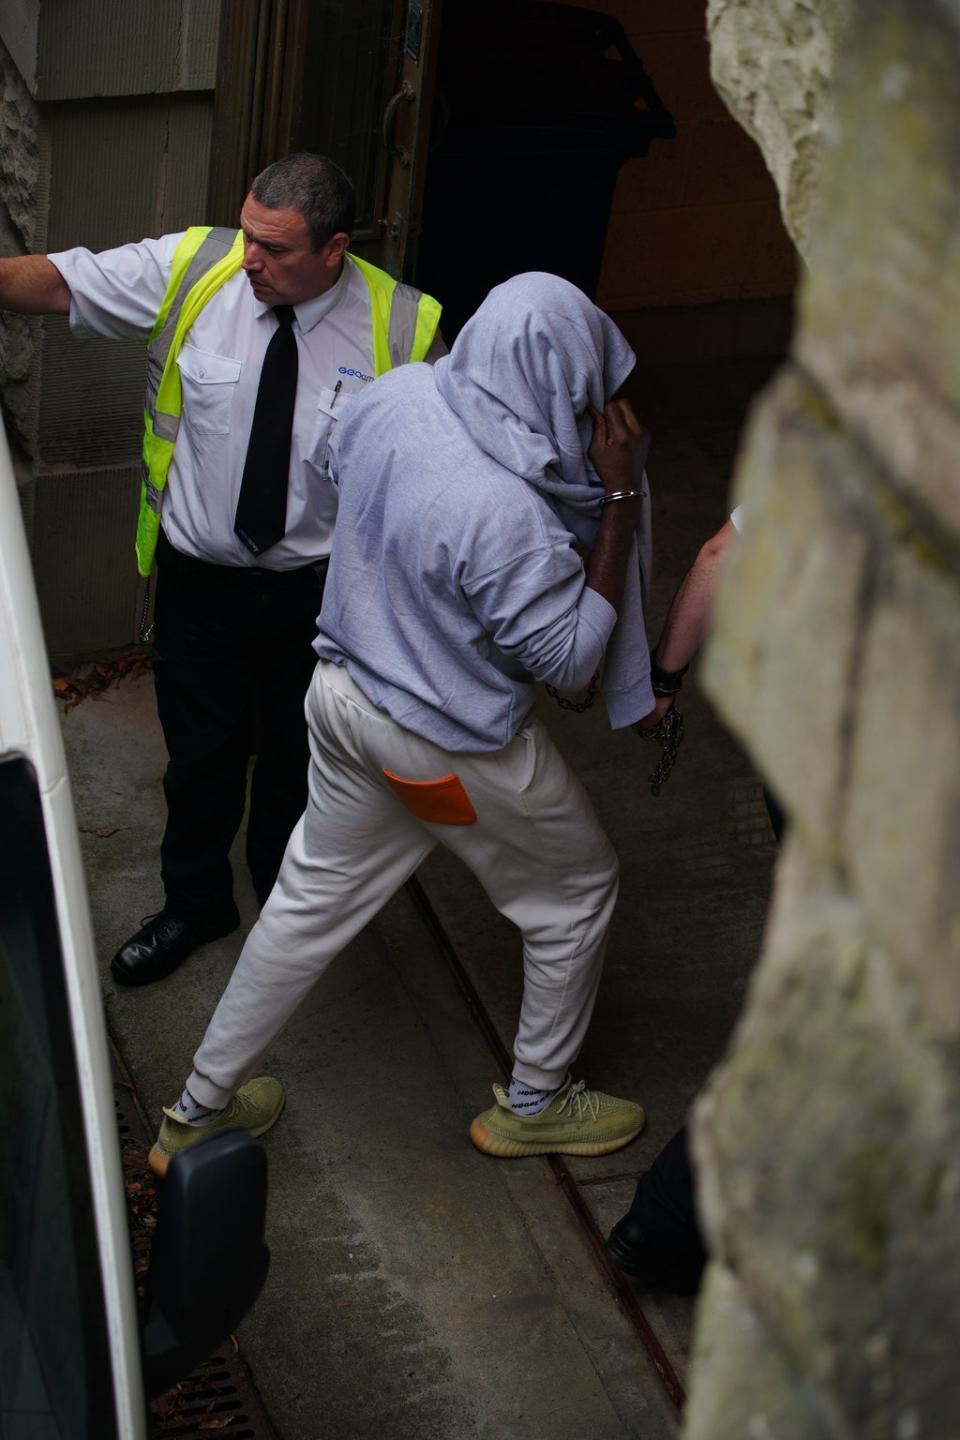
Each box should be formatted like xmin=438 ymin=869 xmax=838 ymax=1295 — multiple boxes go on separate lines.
xmin=315 ymin=272 xmax=654 ymax=753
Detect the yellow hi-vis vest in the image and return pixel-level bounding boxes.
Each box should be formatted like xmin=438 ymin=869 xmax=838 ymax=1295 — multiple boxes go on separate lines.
xmin=136 ymin=227 xmax=442 ymax=576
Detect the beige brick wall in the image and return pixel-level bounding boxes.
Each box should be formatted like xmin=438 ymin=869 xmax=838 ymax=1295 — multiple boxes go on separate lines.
xmin=554 ymin=0 xmax=799 ymax=309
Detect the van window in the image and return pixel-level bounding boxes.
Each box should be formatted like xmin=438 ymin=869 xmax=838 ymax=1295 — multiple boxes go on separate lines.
xmin=0 ymin=756 xmax=118 ymax=1440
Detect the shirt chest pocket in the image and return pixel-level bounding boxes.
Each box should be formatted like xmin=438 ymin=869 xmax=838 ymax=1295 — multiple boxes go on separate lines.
xmin=309 ymin=387 xmax=356 ymax=476
xmin=176 ymin=344 xmax=242 ymax=436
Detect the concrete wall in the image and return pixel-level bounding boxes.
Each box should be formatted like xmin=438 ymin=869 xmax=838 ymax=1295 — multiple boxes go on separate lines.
xmin=683 ymin=1 xmax=960 ymax=1433
xmin=0 ymin=1 xmax=219 ymax=656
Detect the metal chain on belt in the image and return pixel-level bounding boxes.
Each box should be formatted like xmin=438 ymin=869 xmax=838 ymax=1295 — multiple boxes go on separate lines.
xmin=138 ymin=575 xmax=155 ymax=646
xmin=634 ymin=705 xmax=685 ymax=796
xmin=545 ymin=668 xmax=600 ymax=714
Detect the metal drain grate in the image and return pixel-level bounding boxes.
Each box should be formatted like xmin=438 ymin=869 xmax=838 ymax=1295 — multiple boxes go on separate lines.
xmin=147 ymin=1355 xmax=266 ymax=1438
xmin=112 ymin=1062 xmax=277 ymax=1440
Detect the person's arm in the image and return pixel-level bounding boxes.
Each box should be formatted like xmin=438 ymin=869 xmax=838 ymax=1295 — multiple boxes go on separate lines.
xmin=0 ymin=255 xmax=72 ymax=315
xmin=655 ymin=518 xmax=737 ymax=670
xmin=637 ymin=517 xmax=738 ymax=729
xmin=584 ymin=398 xmax=649 ymax=613
xmin=459 ymin=400 xmax=649 ymax=695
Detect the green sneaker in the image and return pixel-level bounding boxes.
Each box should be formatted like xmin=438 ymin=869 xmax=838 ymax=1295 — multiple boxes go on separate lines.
xmin=148 ymin=1076 xmax=285 ymax=1178
xmin=469 ymin=1077 xmax=645 ymax=1159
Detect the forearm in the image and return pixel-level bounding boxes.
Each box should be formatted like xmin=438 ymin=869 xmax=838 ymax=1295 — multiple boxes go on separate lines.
xmin=0 ymin=255 xmax=72 ymax=315
xmin=653 ymin=519 xmax=737 ymax=670
xmin=585 ymin=498 xmax=642 ymax=614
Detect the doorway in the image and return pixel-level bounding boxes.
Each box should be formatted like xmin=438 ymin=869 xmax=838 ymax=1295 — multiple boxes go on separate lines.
xmin=413 ymin=0 xmax=676 ymax=338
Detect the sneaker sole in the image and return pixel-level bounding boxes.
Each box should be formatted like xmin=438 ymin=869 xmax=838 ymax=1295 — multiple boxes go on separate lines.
xmin=469 ymin=1116 xmax=645 ymax=1159
xmin=147 ymin=1096 xmax=285 ymax=1179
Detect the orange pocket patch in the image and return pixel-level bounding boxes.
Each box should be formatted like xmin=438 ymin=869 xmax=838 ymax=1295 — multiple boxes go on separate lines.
xmin=383 ymin=770 xmax=477 ymax=825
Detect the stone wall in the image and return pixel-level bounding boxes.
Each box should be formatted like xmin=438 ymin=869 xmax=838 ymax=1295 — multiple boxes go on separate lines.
xmin=706 ymin=0 xmax=851 ymax=259
xmin=0 ymin=39 xmax=41 ymax=455
xmin=685 ymin=1 xmax=960 ymax=1435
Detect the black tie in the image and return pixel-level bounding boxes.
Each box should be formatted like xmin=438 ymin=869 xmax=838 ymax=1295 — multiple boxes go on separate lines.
xmin=234 ymin=304 xmax=298 ymax=556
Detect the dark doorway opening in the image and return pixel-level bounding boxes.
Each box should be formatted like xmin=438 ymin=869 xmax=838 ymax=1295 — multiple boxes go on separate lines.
xmin=413 ymin=0 xmax=676 ymax=339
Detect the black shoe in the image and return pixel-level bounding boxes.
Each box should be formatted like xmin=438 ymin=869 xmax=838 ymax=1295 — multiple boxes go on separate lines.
xmin=604 ymin=1216 xmax=653 ymax=1277
xmin=110 ymin=907 xmax=240 ymax=988
xmin=604 ymin=1214 xmax=706 ymax=1295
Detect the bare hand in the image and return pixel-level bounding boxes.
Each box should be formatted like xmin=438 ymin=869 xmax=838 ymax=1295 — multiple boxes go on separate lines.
xmin=588 ymin=399 xmax=650 ymax=497
xmin=635 ymin=694 xmax=675 ymax=732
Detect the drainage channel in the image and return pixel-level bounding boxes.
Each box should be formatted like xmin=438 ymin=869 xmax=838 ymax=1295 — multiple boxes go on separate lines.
xmin=113 ymin=1059 xmax=278 ymax=1440
xmin=403 ymin=874 xmax=687 ymax=1418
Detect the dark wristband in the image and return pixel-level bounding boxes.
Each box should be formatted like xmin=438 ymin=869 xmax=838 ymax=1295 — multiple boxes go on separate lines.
xmin=650 ymin=655 xmax=688 ymax=697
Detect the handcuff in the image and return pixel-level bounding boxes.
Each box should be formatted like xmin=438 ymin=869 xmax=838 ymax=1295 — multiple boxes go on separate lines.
xmin=633 ymin=657 xmax=688 ymax=796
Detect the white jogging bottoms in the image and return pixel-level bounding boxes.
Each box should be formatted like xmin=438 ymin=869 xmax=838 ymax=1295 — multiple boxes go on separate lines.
xmin=187 ymin=660 xmax=619 ymax=1107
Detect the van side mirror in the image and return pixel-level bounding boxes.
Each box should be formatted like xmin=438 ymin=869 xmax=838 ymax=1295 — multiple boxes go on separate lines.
xmin=141 ymin=1128 xmax=269 ymax=1398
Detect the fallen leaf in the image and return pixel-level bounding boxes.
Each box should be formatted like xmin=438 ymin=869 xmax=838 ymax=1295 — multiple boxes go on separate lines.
xmin=52 ymin=647 xmax=152 ymax=710
xmin=150 ymin=1385 xmax=187 ymax=1421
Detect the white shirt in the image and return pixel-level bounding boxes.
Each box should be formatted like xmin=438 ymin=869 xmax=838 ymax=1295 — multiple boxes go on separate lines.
xmin=49 ymin=234 xmax=384 ymax=568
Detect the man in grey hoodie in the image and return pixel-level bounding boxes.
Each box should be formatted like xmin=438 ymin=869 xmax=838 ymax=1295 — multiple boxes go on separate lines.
xmin=148 ymin=272 xmax=660 ymax=1175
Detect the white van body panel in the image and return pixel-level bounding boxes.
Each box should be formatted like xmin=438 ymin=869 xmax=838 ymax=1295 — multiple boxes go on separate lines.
xmin=0 ymin=426 xmax=146 ymax=1440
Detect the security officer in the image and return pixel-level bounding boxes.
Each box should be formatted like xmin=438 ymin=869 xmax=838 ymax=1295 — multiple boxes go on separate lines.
xmin=0 ymin=152 xmax=443 ymax=984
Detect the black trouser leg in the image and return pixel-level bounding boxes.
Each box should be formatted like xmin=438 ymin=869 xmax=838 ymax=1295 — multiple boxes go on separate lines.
xmin=246 ymin=573 xmax=325 ymax=905
xmin=152 ymin=550 xmax=324 ymax=921
xmin=608 ymin=1125 xmax=708 ymax=1293
xmin=153 ymin=566 xmax=255 ymax=922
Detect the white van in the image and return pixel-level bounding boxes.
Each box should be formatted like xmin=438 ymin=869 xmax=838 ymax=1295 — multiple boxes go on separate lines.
xmin=0 ymin=418 xmax=269 ymax=1438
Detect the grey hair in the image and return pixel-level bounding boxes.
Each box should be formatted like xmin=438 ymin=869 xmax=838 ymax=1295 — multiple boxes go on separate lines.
xmin=250 ymin=153 xmax=355 ymax=250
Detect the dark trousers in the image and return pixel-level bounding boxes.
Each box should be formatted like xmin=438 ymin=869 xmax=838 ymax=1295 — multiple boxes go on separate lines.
xmin=622 ymin=1127 xmax=708 ymax=1293
xmin=152 ymin=534 xmax=326 ymax=919
xmin=618 ymin=785 xmax=786 ymax=1292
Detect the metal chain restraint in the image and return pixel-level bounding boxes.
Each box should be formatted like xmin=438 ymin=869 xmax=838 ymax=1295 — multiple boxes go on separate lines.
xmin=633 ymin=704 xmax=685 ymax=796
xmin=545 ymin=670 xmax=685 ymax=797
xmin=544 ymin=669 xmax=600 ymax=714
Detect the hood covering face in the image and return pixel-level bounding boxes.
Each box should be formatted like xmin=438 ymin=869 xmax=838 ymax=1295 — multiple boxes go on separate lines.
xmin=433 ymin=272 xmax=636 ymax=546
xmin=432 ymin=271 xmax=652 ymax=729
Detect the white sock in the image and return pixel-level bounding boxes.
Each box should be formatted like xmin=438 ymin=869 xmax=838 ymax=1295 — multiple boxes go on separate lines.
xmin=171 ymin=1087 xmax=220 ymax=1127
xmin=507 ymin=1078 xmax=558 ymax=1117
